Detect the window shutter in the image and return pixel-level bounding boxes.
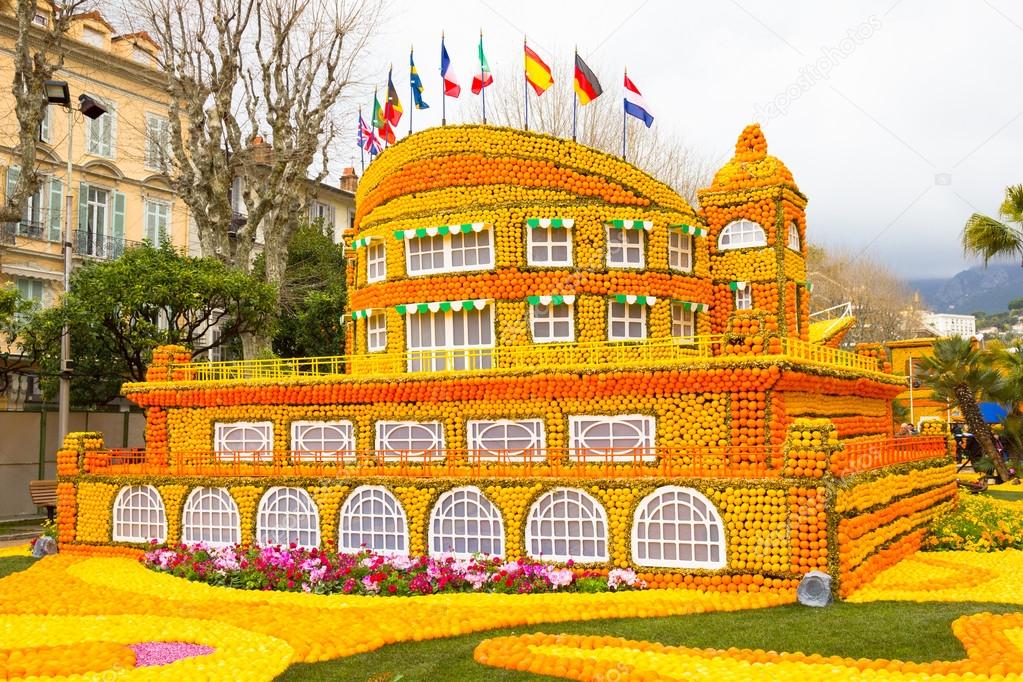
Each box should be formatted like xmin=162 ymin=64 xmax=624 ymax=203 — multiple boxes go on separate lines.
xmin=113 ymin=191 xmax=125 ymax=241
xmin=77 ymin=182 xmax=89 ymax=232
xmin=328 ymin=204 xmax=336 ymax=229
xmin=48 ymin=177 xmax=62 ymax=241
xmin=107 ymin=105 xmax=117 ymax=158
xmin=6 ymin=165 xmax=20 ymax=205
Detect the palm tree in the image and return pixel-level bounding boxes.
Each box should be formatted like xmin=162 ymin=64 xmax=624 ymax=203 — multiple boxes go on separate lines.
xmin=962 ymin=185 xmax=1023 ymax=265
xmin=916 ymin=337 xmax=1013 ymax=481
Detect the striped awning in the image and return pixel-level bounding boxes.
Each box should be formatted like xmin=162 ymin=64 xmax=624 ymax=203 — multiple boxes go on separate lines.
xmin=608 ymin=219 xmax=653 ymax=231
xmin=350 ymin=236 xmax=379 ymax=250
xmin=613 ymin=294 xmax=658 ymax=306
xmin=728 ymin=281 xmax=748 ymax=291
xmin=669 ymin=224 xmax=708 ymax=237
xmin=526 ymin=218 xmax=574 ymax=229
xmin=395 ymin=299 xmax=490 ymax=315
xmin=673 ymin=300 xmax=710 ymax=313
xmin=526 ymin=294 xmax=576 ymax=306
xmin=351 ymin=308 xmax=374 ymax=320
xmin=393 ymin=223 xmax=486 ymax=240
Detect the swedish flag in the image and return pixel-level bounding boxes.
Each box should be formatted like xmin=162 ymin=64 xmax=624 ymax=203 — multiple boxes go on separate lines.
xmin=410 ymin=49 xmax=429 ymax=110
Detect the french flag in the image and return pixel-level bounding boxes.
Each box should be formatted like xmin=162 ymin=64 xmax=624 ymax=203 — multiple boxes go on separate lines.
xmin=441 ymin=38 xmax=461 ymax=97
xmin=624 ymin=74 xmax=654 ymax=128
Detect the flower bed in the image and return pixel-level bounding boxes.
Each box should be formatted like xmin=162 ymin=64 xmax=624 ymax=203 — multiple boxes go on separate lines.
xmin=926 ymin=494 xmax=1023 ymax=552
xmin=143 ymin=544 xmax=646 ymax=596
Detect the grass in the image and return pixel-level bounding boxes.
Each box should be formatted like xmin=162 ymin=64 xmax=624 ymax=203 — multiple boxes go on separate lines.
xmin=0 ymin=556 xmax=37 ymax=579
xmin=277 ymin=601 xmax=1022 ymax=681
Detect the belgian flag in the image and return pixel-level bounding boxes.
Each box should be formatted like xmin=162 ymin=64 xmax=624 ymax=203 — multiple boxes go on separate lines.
xmin=573 ymin=53 xmax=603 ymax=105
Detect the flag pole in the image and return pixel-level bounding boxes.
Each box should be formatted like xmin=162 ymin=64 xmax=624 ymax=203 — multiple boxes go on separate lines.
xmin=359 ymin=106 xmax=365 ymax=173
xmin=409 ymin=47 xmax=414 ymax=136
xmin=523 ymin=37 xmax=529 ymax=131
xmin=441 ymin=32 xmax=447 ymax=126
xmin=480 ymin=29 xmax=487 ymax=125
xmin=572 ymin=47 xmax=578 ymax=142
xmin=622 ymin=66 xmax=627 ymax=161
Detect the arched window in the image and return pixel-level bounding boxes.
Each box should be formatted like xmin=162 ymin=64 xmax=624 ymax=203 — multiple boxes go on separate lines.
xmin=717 ymin=220 xmax=767 ymax=250
xmin=112 ymin=485 xmax=167 ymax=543
xmin=632 ymin=486 xmax=726 ymax=569
xmin=182 ymin=487 xmax=240 ymax=547
xmin=338 ymin=485 xmax=408 ymax=554
xmin=291 ymin=420 xmax=355 ymax=462
xmin=526 ymin=488 xmax=608 ymax=562
xmin=257 ymin=487 xmax=320 ymax=548
xmin=787 ymin=222 xmax=801 ymax=251
xmin=429 ymin=486 xmax=503 ymax=558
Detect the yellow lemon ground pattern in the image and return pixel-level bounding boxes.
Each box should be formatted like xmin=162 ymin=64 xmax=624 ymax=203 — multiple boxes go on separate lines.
xmin=0 ymin=552 xmax=792 ymax=680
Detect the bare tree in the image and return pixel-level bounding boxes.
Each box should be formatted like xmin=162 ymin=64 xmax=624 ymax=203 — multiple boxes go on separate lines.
xmin=478 ymin=57 xmax=713 ymax=203
xmin=132 ymin=0 xmax=377 ymax=355
xmin=806 ymin=244 xmax=915 ymax=345
xmin=2 ymin=0 xmax=90 ymax=223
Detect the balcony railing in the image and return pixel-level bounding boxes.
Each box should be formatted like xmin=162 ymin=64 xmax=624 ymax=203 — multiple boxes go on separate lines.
xmin=2 ymin=221 xmax=50 ymax=244
xmin=73 ymin=230 xmax=144 ymax=260
xmin=833 ymin=435 xmax=948 ymax=475
xmin=170 ymin=333 xmax=891 ymax=384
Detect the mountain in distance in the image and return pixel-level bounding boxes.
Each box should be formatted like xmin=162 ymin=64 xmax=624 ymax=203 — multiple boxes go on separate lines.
xmin=909 ymin=263 xmax=1023 ymax=315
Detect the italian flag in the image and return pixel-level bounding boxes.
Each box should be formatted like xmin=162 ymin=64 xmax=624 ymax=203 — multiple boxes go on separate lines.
xmin=471 ymin=35 xmax=493 ymax=94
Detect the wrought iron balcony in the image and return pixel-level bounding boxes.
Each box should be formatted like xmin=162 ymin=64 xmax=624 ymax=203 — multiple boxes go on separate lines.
xmin=73 ymin=229 xmax=144 ymax=260
xmin=2 ymin=221 xmax=49 ymax=244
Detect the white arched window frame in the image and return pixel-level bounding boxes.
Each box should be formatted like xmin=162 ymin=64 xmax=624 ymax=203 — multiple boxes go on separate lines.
xmin=375 ymin=420 xmax=445 ymax=461
xmin=429 ymin=486 xmax=504 ymax=558
xmin=568 ymin=415 xmax=656 ymax=462
xmin=526 ymin=488 xmax=609 ymax=562
xmin=214 ymin=421 xmax=273 ymax=461
xmin=290 ymin=420 xmax=355 ymax=462
xmin=112 ymin=485 xmax=167 ymax=543
xmin=181 ymin=487 xmax=241 ymax=547
xmin=257 ymin=487 xmax=320 ymax=548
xmin=787 ymin=222 xmax=801 ymax=251
xmin=632 ymin=486 xmax=726 ymax=569
xmin=467 ymin=419 xmax=546 ymax=461
xmin=338 ymin=485 xmax=409 ymax=554
xmin=717 ymin=220 xmax=767 ymax=250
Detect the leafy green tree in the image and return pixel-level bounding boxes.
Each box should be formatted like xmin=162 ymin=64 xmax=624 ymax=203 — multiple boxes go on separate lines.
xmin=963 ymin=185 xmax=1023 ymax=265
xmin=17 ymin=243 xmax=277 ymax=407
xmin=1008 ymin=298 xmax=1023 ymax=311
xmin=268 ymin=221 xmax=347 ymax=358
xmin=916 ymin=336 xmax=1013 ymax=481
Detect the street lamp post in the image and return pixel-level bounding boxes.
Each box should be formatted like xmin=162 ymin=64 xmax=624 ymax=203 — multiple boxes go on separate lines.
xmin=42 ymin=80 xmax=105 ymax=444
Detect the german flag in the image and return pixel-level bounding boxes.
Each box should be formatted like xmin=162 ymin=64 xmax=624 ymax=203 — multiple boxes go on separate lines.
xmin=573 ymin=53 xmax=603 ymax=105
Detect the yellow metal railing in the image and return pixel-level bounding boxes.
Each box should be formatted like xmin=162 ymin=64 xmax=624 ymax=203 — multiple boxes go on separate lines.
xmin=171 ymin=334 xmax=887 ymax=383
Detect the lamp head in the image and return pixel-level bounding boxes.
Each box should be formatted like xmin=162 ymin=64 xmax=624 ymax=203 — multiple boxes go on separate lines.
xmin=43 ymin=80 xmax=70 ymax=106
xmin=78 ymin=94 xmax=106 ymax=120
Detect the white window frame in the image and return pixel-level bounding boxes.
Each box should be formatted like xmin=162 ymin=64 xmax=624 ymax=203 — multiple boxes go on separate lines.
xmin=530 ymin=303 xmax=574 ymax=343
xmin=290 ymin=420 xmax=355 ymax=462
xmin=405 ymin=306 xmax=494 ymax=372
xmin=338 ymin=485 xmax=409 ymax=555
xmin=405 ymin=229 xmax=494 ymax=276
xmin=256 ymin=487 xmax=320 ymax=548
xmin=81 ymin=26 xmax=105 ymax=48
xmin=375 ymin=420 xmax=445 ymax=461
xmin=467 ymin=419 xmax=546 ymax=461
xmin=84 ymin=95 xmax=115 ymax=159
xmin=718 ymin=219 xmax=767 ymax=250
xmin=607 ymin=301 xmax=647 ymax=341
xmin=429 ymin=486 xmax=504 ymax=558
xmin=668 ymin=231 xmax=693 ymax=272
xmin=31 ymin=11 xmax=48 ymax=27
xmin=527 ymin=225 xmax=573 ymax=266
xmin=606 ymin=226 xmax=644 ymax=268
xmin=787 ymin=222 xmax=801 ymax=251
xmin=366 ymin=242 xmax=386 ymax=283
xmin=671 ymin=304 xmax=696 ymax=339
xmin=181 ymin=487 xmax=241 ymax=547
xmin=568 ymin=415 xmax=656 ymax=462
xmin=39 ymin=105 xmax=51 ymax=143
xmin=112 ymin=485 xmax=167 ymax=543
xmin=526 ymin=488 xmax=609 ymax=562
xmin=144 ymin=198 xmax=171 ymax=246
xmin=214 ymin=421 xmax=273 ymax=462
xmin=735 ymin=288 xmax=753 ymax=311
xmin=366 ymin=312 xmax=387 ymax=352
xmin=632 ymin=486 xmax=726 ymax=569
xmin=144 ymin=113 xmax=171 ymax=171
xmin=16 ymin=278 xmax=45 ymax=310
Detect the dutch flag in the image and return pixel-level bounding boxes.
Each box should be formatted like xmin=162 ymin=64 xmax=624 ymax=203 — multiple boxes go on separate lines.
xmin=624 ymin=74 xmax=654 ymax=128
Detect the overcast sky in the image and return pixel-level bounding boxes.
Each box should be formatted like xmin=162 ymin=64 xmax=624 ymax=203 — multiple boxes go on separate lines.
xmin=347 ymin=0 xmax=1021 ymax=280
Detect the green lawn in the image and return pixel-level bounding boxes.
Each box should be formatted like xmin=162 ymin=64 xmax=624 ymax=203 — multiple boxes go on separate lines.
xmin=277 ymin=601 xmax=1022 ymax=681
xmin=0 ymin=555 xmax=37 ymax=578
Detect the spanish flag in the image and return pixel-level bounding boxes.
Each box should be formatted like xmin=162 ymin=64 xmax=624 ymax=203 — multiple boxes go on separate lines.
xmin=524 ymin=42 xmax=553 ymax=96
xmin=573 ymin=53 xmax=603 ymax=105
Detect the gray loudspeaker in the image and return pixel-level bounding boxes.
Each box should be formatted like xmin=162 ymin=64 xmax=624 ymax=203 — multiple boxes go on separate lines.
xmin=797 ymin=570 xmax=833 ymax=607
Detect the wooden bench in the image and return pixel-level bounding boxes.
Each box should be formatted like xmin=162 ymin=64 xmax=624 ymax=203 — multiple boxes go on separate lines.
xmin=29 ymin=480 xmax=58 ymax=520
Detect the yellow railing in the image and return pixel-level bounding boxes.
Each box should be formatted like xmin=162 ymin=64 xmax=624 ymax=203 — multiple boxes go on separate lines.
xmin=170 ymin=334 xmax=887 ymax=383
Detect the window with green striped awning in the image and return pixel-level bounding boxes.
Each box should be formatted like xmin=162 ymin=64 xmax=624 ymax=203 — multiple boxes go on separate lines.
xmin=526 ymin=218 xmax=574 ymax=229
xmin=393 ymin=223 xmax=486 ymax=240
xmin=607 ymin=219 xmax=653 ymax=231
xmin=395 ymin=299 xmax=490 ymax=315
